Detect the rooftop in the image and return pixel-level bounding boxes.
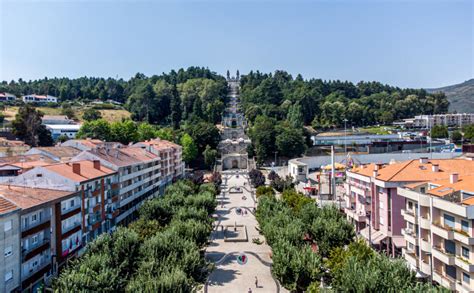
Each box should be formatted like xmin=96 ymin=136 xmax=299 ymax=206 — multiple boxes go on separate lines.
xmin=88 ymin=147 xmax=158 ymax=167
xmin=350 ymin=159 xmax=474 ymax=183
xmin=0 ymin=185 xmax=72 ymax=211
xmin=31 ymin=146 xmax=82 ymax=158
xmin=0 ymin=197 xmax=19 ymax=214
xmin=44 ymin=160 xmax=115 ymax=182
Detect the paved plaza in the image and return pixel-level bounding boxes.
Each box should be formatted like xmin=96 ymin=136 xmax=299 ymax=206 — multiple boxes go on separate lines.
xmin=205 ymin=172 xmax=286 ymax=293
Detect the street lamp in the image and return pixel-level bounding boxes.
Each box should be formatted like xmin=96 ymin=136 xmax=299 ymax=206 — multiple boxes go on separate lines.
xmin=344 ymin=119 xmax=348 ymax=155
xmin=274 ymin=151 xmax=278 ymax=167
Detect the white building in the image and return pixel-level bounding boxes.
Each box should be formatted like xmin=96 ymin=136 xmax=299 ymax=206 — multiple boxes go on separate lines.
xmin=44 ymin=124 xmax=81 ymax=140
xmin=0 ymin=93 xmax=16 ymax=101
xmin=72 ymin=147 xmax=163 ymax=226
xmin=22 ymin=95 xmax=58 ymax=104
xmin=402 ymin=114 xmax=474 ymax=128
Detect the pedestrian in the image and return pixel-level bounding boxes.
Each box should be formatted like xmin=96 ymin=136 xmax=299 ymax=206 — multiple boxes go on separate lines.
xmin=255 ymin=276 xmax=258 ymax=288
xmin=248 ymin=288 xmax=252 ymax=293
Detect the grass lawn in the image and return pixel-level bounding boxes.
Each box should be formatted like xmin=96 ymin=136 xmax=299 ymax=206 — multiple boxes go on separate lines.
xmin=358 ymin=126 xmax=393 ymax=135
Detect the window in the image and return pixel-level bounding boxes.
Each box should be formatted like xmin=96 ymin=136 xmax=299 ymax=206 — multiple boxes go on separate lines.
xmin=36 ymin=174 xmax=42 ymax=177
xmin=70 ymin=199 xmax=75 ymax=208
xmin=420 ymin=187 xmax=426 ymax=194
xmin=31 ymin=213 xmax=38 ymax=223
xmin=4 ymin=246 xmax=12 ymax=257
xmin=444 ymin=214 xmax=455 ymax=229
xmin=462 ymin=220 xmax=470 ymax=233
xmin=4 ymin=219 xmax=12 ymax=232
xmin=445 ymin=239 xmax=456 ymax=255
xmin=463 ymin=246 xmax=470 ymax=259
xmin=31 ymin=234 xmax=39 ymax=245
xmin=4 ymin=270 xmax=12 ymax=282
xmin=463 ymin=272 xmax=470 ymax=284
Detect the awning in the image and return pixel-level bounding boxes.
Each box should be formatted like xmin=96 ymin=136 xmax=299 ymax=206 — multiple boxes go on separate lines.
xmin=359 ymin=227 xmax=386 ymax=245
xmin=372 ymin=232 xmax=386 ymax=245
xmin=392 ymin=236 xmax=407 ymax=248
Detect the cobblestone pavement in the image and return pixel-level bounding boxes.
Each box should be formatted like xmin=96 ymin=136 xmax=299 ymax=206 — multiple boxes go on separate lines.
xmin=204 ymin=172 xmax=287 ymax=293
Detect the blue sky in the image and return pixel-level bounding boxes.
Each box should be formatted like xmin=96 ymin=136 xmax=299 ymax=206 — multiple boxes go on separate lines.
xmin=1 ymin=0 xmax=472 ymax=88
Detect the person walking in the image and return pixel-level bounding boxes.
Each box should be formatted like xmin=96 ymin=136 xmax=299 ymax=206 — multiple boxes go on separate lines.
xmin=248 ymin=288 xmax=252 ymax=293
xmin=255 ymin=276 xmax=258 ymax=288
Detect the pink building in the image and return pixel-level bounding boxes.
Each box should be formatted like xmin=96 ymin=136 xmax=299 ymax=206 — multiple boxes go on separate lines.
xmin=345 ymin=157 xmax=474 ymax=257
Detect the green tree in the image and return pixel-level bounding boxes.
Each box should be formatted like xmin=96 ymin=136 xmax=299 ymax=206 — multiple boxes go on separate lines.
xmin=249 ymin=116 xmax=276 ymax=164
xmin=127 ymin=83 xmax=158 ymax=123
xmin=275 ymin=125 xmax=306 ymax=158
xmin=464 ymin=125 xmax=474 ymax=141
xmin=185 ymin=121 xmax=220 ymax=152
xmin=287 ymin=103 xmax=304 ymax=128
xmin=451 ymin=130 xmax=463 ymax=143
xmin=82 ymin=108 xmax=102 ymax=121
xmin=136 ymin=123 xmax=157 ymax=141
xmin=110 ymin=120 xmax=138 ymax=144
xmin=203 ymin=145 xmax=218 ymax=169
xmin=431 ymin=125 xmax=449 ymax=139
xmin=76 ymin=119 xmax=112 ymax=141
xmin=180 ymin=133 xmax=198 ymax=164
xmin=170 ymin=84 xmax=182 ymax=129
xmin=11 ymin=104 xmax=53 ymax=146
xmin=61 ymin=104 xmax=76 ymax=119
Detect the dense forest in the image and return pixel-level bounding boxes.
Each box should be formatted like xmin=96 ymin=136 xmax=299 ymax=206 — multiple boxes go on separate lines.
xmin=0 ymin=67 xmax=228 ymax=126
xmin=240 ymin=70 xmax=450 ymax=128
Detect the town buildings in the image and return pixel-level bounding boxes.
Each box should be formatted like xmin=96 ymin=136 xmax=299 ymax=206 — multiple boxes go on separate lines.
xmin=21 ymin=95 xmax=58 ymax=104
xmin=344 ymin=157 xmax=474 ymax=291
xmin=132 ymin=138 xmax=185 ymax=184
xmin=0 ymin=185 xmax=80 ymax=292
xmin=72 ymin=147 xmax=162 ymax=226
xmin=41 ymin=116 xmax=74 ymax=125
xmin=401 ymin=113 xmax=474 ymax=128
xmin=399 ymin=173 xmax=474 ymax=292
xmin=0 ymin=138 xmax=184 ymax=292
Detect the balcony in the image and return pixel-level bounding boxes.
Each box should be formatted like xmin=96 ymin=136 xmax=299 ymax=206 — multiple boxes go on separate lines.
xmin=420 ymin=260 xmax=431 ymax=275
xmin=419 ymin=215 xmax=431 ymax=230
xmin=401 ymin=209 xmax=417 ymax=224
xmin=403 ymin=249 xmax=418 ymax=268
xmin=455 ymin=256 xmax=474 ymax=273
xmin=402 ymin=228 xmax=419 ymax=245
xmin=420 ymin=238 xmax=431 ymax=253
xmin=433 ymin=270 xmax=456 ymax=291
xmin=453 ymin=230 xmax=474 ymax=245
xmin=432 ymin=246 xmax=455 ymax=265
xmin=344 ymin=208 xmax=366 ymax=222
xmin=431 ymin=223 xmax=454 ymax=240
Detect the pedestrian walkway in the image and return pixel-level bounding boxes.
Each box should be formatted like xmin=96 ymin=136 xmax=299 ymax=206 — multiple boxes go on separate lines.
xmin=205 ymin=173 xmax=285 ymax=293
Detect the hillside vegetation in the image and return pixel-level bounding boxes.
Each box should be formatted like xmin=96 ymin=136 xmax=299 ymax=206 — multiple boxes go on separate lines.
xmin=427 ymin=78 xmax=474 ymax=113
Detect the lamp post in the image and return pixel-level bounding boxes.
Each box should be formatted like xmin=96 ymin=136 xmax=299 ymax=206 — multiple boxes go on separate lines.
xmin=274 ymin=151 xmax=278 ymax=167
xmin=344 ymin=119 xmax=348 ymax=155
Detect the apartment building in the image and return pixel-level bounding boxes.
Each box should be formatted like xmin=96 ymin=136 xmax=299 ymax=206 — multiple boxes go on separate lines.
xmin=73 ymin=147 xmax=161 ymax=226
xmin=399 ymin=172 xmax=474 ymax=292
xmin=132 ymin=138 xmax=184 ymax=183
xmin=0 ymin=185 xmax=79 ymax=292
xmin=345 ymin=158 xmax=474 ymax=257
xmin=0 ymin=198 xmax=20 ymax=293
xmin=402 ymin=113 xmax=474 ymax=128
xmin=10 ymin=161 xmax=119 ymax=244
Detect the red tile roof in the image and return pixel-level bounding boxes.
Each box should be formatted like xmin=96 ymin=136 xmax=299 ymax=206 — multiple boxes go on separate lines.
xmin=44 ymin=160 xmax=116 ymax=183
xmin=0 ymin=185 xmax=72 ymax=210
xmin=0 ymin=197 xmax=18 ymax=214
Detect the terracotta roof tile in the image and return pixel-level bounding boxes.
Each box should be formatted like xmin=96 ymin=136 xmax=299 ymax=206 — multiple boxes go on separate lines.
xmin=87 ymin=147 xmax=158 ymax=167
xmin=0 ymin=197 xmax=18 ymax=214
xmin=33 ymin=146 xmax=81 ymax=158
xmin=0 ymin=185 xmax=72 ymax=210
xmin=44 ymin=160 xmax=116 ymax=182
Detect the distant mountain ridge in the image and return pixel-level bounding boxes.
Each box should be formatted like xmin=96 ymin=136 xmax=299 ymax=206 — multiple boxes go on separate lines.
xmin=426 ymin=79 xmax=474 ymax=113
